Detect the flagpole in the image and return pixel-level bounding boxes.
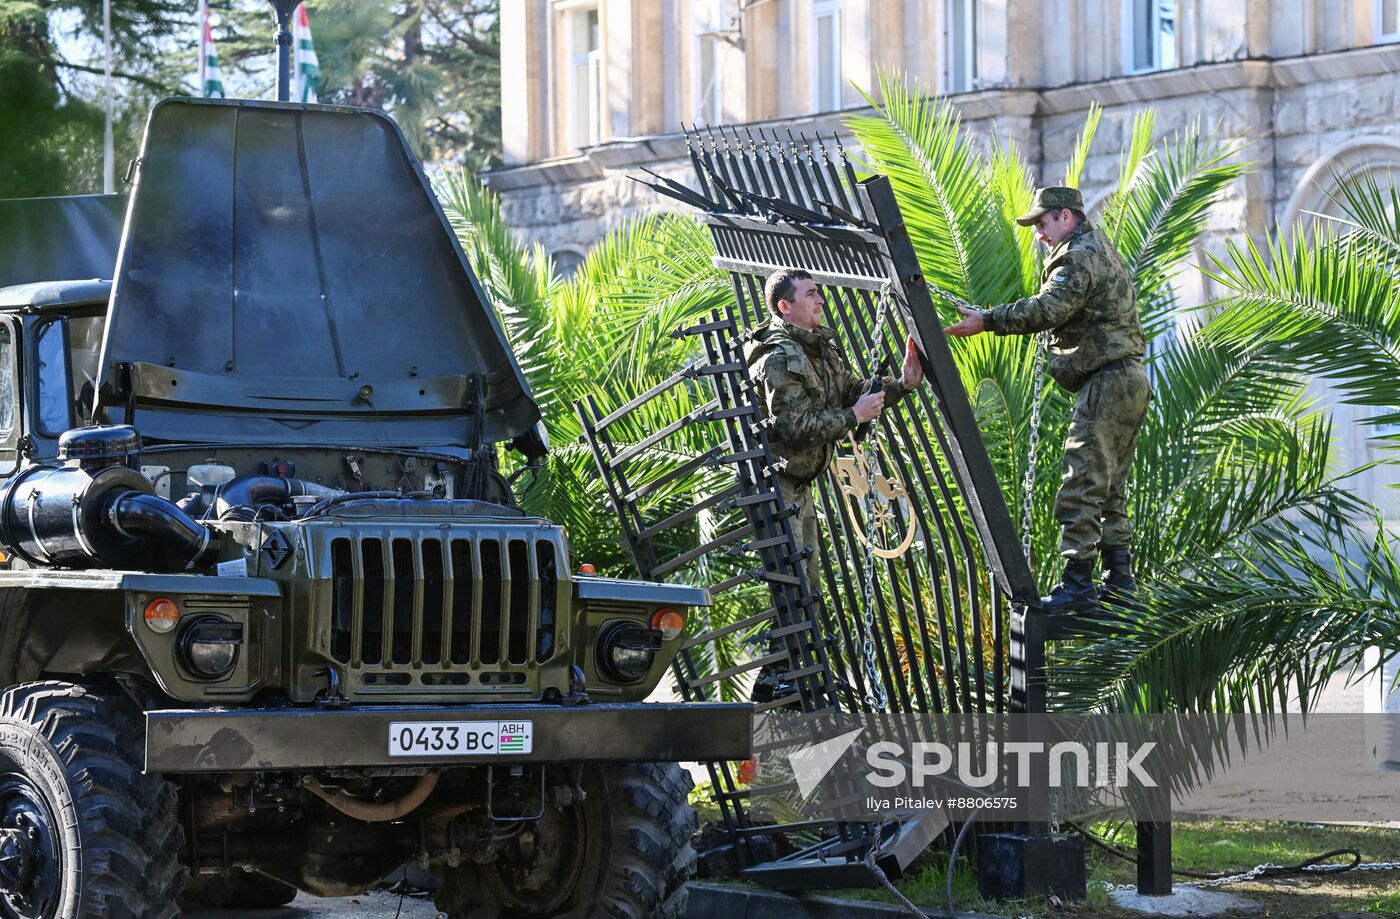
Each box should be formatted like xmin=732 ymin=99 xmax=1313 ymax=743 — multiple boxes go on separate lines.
xmin=102 ymin=0 xmax=113 ymax=193
xmin=198 ymin=0 xmax=208 ymax=96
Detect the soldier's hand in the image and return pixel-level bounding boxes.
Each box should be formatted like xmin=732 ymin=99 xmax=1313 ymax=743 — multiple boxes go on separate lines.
xmin=853 ymin=390 xmax=886 ymax=424
xmin=943 ymin=305 xmax=986 ymax=337
xmin=901 ymin=336 xmax=925 ymax=390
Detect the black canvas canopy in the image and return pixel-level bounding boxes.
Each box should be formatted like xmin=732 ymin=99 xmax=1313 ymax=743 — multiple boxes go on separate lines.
xmin=0 ymin=194 xmax=126 ymax=290
xmin=97 ymin=98 xmax=540 ymax=449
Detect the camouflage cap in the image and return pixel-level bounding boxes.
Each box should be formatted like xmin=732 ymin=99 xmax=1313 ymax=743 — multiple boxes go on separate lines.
xmin=1015 ymin=186 xmax=1085 ymax=226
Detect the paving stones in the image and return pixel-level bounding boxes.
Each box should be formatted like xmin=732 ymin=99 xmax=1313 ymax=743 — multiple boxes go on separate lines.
xmin=1108 ymin=886 xmax=1263 ymax=917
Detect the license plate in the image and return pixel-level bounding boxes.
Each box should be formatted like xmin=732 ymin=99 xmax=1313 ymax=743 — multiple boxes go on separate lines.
xmin=387 ymin=720 xmax=534 ymax=757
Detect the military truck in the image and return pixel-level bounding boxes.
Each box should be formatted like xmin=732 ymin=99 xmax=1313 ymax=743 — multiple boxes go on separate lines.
xmin=0 ymin=98 xmax=750 ymax=918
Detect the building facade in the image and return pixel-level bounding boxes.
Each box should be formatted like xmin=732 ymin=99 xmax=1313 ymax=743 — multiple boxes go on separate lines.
xmin=489 ymin=0 xmax=1400 ymax=518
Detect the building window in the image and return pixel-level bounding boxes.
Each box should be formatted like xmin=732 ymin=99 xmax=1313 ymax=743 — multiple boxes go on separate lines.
xmin=1126 ymin=0 xmax=1178 ymax=73
xmin=812 ymin=0 xmax=842 ymax=112
xmin=568 ymin=5 xmax=602 ymax=148
xmin=1380 ymin=0 xmax=1400 ymax=41
xmin=694 ymin=0 xmax=727 ymax=124
xmin=947 ymin=0 xmax=978 ymax=93
xmin=1371 ymin=405 xmax=1400 ymax=438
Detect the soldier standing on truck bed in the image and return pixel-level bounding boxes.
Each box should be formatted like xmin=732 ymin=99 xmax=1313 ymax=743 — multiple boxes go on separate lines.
xmin=942 ymin=186 xmax=1152 ymax=615
xmin=743 ymin=269 xmax=925 ymax=698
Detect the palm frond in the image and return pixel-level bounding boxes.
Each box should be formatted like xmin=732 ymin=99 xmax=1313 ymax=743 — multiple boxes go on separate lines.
xmin=1053 ymin=512 xmax=1400 ymax=714
xmin=986 ymin=134 xmax=1039 ymax=298
xmin=1203 ymin=226 xmax=1400 ymax=417
xmin=1323 ymin=166 xmax=1400 ymax=272
xmin=1100 ymin=120 xmax=1248 ymax=341
xmin=1062 ymin=102 xmax=1102 ymax=189
xmin=847 ymin=69 xmax=1025 ymax=308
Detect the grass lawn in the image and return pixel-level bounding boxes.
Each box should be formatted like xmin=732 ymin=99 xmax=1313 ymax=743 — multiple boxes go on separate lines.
xmin=704 ymin=819 xmax=1400 ymax=918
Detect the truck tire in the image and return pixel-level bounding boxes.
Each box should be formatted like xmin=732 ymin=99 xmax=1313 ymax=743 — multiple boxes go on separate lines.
xmin=0 ymin=681 xmax=183 ymax=918
xmin=434 ymin=762 xmax=697 ymax=919
xmin=180 ymin=870 xmax=298 ymax=909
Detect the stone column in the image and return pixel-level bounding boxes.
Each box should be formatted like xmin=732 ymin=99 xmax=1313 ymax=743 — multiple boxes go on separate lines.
xmin=744 ymin=0 xmax=778 ymax=121
xmin=843 ymin=0 xmax=872 ymax=106
xmin=775 ymin=0 xmax=797 ymax=117
xmin=1004 ymin=0 xmax=1044 ymax=88
xmin=719 ymin=0 xmax=747 ymax=122
xmin=631 ymin=0 xmax=664 ymax=135
xmin=604 ymin=0 xmax=634 ymax=139
xmin=899 ymin=0 xmax=934 ymax=90
xmin=501 ymin=0 xmax=549 ymax=165
xmin=977 ymin=0 xmax=1009 ymax=88
xmin=662 ymin=0 xmax=678 ymax=128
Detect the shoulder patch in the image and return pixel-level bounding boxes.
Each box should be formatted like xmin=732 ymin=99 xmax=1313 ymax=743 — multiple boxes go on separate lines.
xmin=772 ymin=338 xmax=810 ymax=367
xmin=753 ymin=349 xmax=790 ymax=381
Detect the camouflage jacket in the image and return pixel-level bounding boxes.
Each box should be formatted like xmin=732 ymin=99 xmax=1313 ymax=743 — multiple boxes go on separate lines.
xmin=982 ymin=222 xmax=1145 ymax=392
xmin=743 ymin=319 xmax=908 ymax=484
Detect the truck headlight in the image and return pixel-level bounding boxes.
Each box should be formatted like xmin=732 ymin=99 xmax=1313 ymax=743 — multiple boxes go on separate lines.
xmin=179 ymin=617 xmax=243 ymax=679
xmin=597 ymin=621 xmax=661 ymax=684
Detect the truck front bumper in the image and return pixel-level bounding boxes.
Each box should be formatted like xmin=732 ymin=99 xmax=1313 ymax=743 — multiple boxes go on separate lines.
xmin=145 ymin=701 xmax=753 ymax=773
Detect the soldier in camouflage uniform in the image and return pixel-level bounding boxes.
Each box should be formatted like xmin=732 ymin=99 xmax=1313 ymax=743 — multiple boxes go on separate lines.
xmin=943 ymin=186 xmax=1151 ymax=614
xmin=743 ymin=270 xmax=925 ymax=702
xmin=744 ymin=269 xmax=925 ymax=592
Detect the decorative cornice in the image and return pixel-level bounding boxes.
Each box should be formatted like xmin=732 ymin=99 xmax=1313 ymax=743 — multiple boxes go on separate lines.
xmin=485 ymin=44 xmax=1400 ymax=192
xmin=1036 ymin=60 xmax=1272 ymax=115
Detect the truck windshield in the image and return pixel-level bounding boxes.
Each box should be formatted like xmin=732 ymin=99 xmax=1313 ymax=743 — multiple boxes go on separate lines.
xmin=36 ymin=315 xmax=105 ymax=436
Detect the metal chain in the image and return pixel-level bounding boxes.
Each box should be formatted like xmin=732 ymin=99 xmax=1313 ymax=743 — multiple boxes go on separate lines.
xmin=1099 ymin=859 xmax=1400 ymax=892
xmin=927 ymin=283 xmax=1047 ymax=564
xmin=1020 ymin=333 xmax=1048 ymax=566
xmin=864 ymin=843 xmax=929 ymax=919
xmin=855 ymin=280 xmax=897 ymax=712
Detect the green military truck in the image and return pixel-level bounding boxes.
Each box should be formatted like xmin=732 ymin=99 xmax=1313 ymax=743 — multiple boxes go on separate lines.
xmin=0 ymin=98 xmax=750 ymax=918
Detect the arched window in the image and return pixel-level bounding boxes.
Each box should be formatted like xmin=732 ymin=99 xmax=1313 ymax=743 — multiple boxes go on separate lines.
xmin=552 ymin=248 xmax=586 ymax=280
xmin=1280 ymin=138 xmax=1400 ymax=515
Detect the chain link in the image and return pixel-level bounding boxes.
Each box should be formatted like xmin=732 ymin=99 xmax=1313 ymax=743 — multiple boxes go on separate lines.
xmin=928 ymin=283 xmax=1047 ymax=565
xmin=1021 ymin=333 xmax=1048 ymax=568
xmin=1099 ymin=859 xmax=1400 ymax=893
xmin=855 ymin=280 xmax=897 ymax=712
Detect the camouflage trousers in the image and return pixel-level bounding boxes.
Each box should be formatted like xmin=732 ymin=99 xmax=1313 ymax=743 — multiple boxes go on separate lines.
xmin=777 ymin=472 xmax=822 ymax=591
xmin=1056 ymin=359 xmax=1151 ymax=562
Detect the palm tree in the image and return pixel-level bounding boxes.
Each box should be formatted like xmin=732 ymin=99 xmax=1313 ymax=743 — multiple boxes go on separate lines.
xmin=438 ymin=70 xmax=1400 ymax=715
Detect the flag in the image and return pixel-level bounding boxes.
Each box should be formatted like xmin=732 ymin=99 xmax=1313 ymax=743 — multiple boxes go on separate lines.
xmin=292 ymin=3 xmax=321 ymax=104
xmin=198 ymin=0 xmax=226 ymax=99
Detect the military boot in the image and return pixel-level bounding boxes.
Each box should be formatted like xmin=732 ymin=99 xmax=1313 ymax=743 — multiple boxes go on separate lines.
xmin=1041 ymin=558 xmax=1099 ymax=615
xmin=749 ymin=664 xmax=799 ymax=709
xmin=1099 ymin=546 xmax=1137 ymax=601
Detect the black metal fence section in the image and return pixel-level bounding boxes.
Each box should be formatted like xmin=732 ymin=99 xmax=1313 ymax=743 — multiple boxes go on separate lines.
xmin=579 ymin=127 xmax=1055 ymax=886
xmin=636 ymin=126 xmax=1041 ymax=705
xmin=577 ymin=308 xmax=885 ymax=872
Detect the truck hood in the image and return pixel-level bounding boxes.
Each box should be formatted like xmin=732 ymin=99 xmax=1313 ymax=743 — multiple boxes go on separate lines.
xmin=96 ymin=98 xmax=540 ymax=450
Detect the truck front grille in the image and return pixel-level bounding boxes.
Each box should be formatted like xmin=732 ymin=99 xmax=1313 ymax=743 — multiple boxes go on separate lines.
xmin=328 ymin=534 xmax=559 ymax=668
